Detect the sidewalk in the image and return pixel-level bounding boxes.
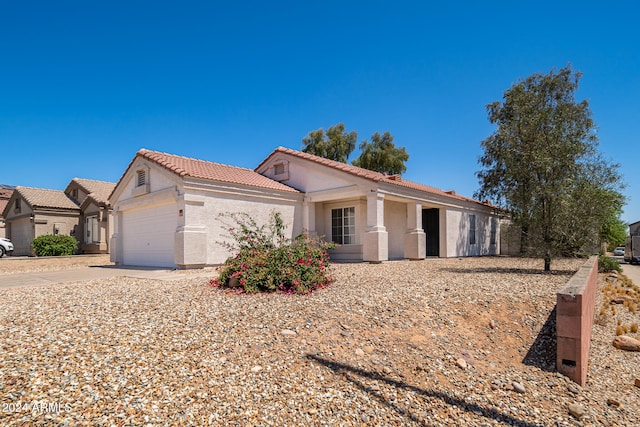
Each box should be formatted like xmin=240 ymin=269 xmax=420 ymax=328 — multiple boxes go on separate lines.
xmin=0 ymin=266 xmax=217 ymax=290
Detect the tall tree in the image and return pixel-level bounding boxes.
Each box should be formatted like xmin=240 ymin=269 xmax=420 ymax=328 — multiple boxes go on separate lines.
xmin=475 ymin=65 xmax=625 ymax=271
xmin=301 ymin=123 xmax=357 ymax=163
xmin=352 ymin=131 xmax=409 ymax=175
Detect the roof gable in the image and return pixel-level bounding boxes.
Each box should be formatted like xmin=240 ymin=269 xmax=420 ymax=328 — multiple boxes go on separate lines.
xmin=13 ymin=186 xmax=80 ymax=210
xmin=111 ymin=149 xmax=300 ymax=201
xmin=258 ymin=147 xmax=492 ymax=207
xmin=69 ymin=178 xmax=116 ymax=205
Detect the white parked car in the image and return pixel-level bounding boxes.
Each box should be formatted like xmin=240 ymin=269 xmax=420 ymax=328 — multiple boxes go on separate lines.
xmin=613 ymin=246 xmax=625 ymax=256
xmin=0 ymin=237 xmax=14 ymax=257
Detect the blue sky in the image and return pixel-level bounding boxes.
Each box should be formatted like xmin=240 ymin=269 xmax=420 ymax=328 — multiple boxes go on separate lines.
xmin=1 ymin=1 xmax=638 ymax=223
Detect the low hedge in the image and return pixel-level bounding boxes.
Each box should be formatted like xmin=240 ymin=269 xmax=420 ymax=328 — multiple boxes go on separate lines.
xmin=32 ymin=234 xmax=78 ymax=256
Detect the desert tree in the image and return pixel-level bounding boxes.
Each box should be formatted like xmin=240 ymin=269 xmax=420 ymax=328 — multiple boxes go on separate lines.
xmin=352 ymin=131 xmax=409 ymax=175
xmin=301 ymin=123 xmax=357 ymax=163
xmin=475 ymin=65 xmax=624 ymax=271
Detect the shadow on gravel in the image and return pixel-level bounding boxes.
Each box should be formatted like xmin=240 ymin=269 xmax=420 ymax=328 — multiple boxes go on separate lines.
xmin=441 ymin=267 xmax=576 ymax=277
xmin=523 ymin=306 xmax=557 ymax=372
xmin=306 ymin=354 xmax=543 ymax=427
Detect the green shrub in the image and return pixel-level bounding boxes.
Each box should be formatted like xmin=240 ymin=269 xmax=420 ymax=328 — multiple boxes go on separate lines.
xmin=32 ymin=234 xmax=78 ymax=256
xmin=598 ymin=254 xmax=621 ymax=273
xmin=212 ymin=211 xmax=335 ymax=294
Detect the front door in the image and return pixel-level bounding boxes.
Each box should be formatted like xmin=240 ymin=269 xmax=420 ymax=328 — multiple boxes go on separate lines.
xmin=422 ymin=208 xmax=440 ymax=257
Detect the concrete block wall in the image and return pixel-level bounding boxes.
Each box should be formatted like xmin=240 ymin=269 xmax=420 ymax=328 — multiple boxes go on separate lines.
xmin=556 ymin=256 xmax=598 ymax=386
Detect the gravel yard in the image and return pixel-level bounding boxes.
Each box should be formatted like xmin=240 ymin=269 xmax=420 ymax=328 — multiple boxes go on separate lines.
xmin=1 ymin=257 xmax=639 ymax=426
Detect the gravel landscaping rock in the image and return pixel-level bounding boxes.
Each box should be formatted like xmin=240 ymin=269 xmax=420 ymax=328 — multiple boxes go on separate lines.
xmin=1 ymin=256 xmax=639 ymax=426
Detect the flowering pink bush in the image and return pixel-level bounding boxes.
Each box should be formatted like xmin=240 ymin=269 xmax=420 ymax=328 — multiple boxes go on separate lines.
xmin=212 ymin=212 xmax=335 ymax=294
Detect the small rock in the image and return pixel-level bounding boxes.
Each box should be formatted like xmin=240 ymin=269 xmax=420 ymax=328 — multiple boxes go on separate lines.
xmin=382 ymin=366 xmax=392 ymax=374
xmin=512 ymin=381 xmax=526 ymax=394
xmin=635 ymin=378 xmax=640 ymax=388
xmin=363 ymin=345 xmax=374 ymax=354
xmin=456 ymin=358 xmax=467 ymax=370
xmin=281 ymin=329 xmax=297 ymax=337
xmin=568 ymin=385 xmax=580 ymax=395
xmin=606 ymin=398 xmax=620 ymax=407
xmin=568 ymin=403 xmax=586 ymax=419
xmin=612 ymin=335 xmax=640 ymax=351
xmin=489 ymin=319 xmax=496 ymax=329
xmin=308 ymin=408 xmax=318 ymax=415
xmin=251 ymin=366 xmax=262 ymax=373
xmin=355 ymin=348 xmax=365 ymax=356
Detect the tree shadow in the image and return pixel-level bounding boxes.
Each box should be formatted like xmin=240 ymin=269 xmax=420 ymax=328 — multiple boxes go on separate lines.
xmin=441 ymin=267 xmax=576 ymax=277
xmin=522 ymin=305 xmax=557 ymax=372
xmin=306 ymin=354 xmax=544 ymax=427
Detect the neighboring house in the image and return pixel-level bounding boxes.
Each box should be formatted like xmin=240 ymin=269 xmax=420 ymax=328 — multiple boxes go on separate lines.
xmin=109 ymin=148 xmax=503 ymax=268
xmin=630 ymin=221 xmax=640 ymax=236
xmin=2 ymin=186 xmax=81 ymax=256
xmin=64 ymin=178 xmax=116 ymax=254
xmin=0 ymin=185 xmax=15 ymax=239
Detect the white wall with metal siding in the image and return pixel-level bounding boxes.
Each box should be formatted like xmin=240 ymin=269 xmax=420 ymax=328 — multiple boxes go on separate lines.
xmin=122 ymin=202 xmax=177 ymax=267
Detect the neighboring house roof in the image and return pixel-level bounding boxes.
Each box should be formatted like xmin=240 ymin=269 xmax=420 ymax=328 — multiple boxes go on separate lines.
xmin=0 ymin=187 xmax=14 ymax=218
xmin=258 ymin=147 xmax=493 ymax=207
xmin=70 ymin=178 xmax=116 ymax=206
xmin=112 ymin=149 xmax=300 ymax=198
xmin=13 ymin=186 xmax=80 ymax=210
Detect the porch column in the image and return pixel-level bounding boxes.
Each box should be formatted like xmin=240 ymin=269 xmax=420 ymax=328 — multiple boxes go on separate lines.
xmin=363 ymin=192 xmax=388 ymax=263
xmin=109 ymin=209 xmax=123 ymax=264
xmin=302 ymin=198 xmax=316 ymax=236
xmin=404 ymin=201 xmax=426 ymax=260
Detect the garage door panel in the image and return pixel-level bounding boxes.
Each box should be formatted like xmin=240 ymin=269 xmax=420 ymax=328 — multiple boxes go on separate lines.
xmin=122 ymin=203 xmax=176 ymax=267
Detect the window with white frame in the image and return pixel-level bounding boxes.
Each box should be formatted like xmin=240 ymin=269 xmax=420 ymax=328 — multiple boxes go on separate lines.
xmin=469 ymin=214 xmax=476 ymax=245
xmin=85 ymin=215 xmax=100 ymax=244
xmin=331 ymin=207 xmax=355 ymax=245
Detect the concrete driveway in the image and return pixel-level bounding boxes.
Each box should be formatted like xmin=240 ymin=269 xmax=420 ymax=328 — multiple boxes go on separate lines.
xmin=0 ymin=266 xmax=216 ymax=290
xmin=621 ymin=261 xmax=640 ymax=286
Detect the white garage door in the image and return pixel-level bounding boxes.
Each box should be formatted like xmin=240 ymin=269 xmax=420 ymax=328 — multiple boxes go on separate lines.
xmin=122 ymin=203 xmax=177 ymax=267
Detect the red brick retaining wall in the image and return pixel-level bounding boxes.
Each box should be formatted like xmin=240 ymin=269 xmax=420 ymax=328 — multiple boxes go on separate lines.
xmin=556 ymin=256 xmax=598 ymax=386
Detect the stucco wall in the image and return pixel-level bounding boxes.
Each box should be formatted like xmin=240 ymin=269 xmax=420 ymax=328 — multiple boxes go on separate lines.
xmin=385 ymin=200 xmax=407 ymax=259
xmin=444 ymin=208 xmax=499 ymax=257
xmin=185 ymin=190 xmax=302 ymax=265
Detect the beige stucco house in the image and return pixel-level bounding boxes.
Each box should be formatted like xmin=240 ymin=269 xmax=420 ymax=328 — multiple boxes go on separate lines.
xmin=2 ymin=179 xmax=116 ymax=256
xmin=2 ymin=187 xmax=81 ymax=256
xmin=109 ymin=148 xmax=503 ymax=268
xmin=64 ymin=178 xmax=116 ymax=254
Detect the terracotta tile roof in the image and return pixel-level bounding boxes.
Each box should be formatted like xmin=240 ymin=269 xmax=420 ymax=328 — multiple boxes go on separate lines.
xmin=263 ymin=147 xmax=490 ymax=206
xmin=15 ymin=186 xmax=80 ymax=210
xmin=136 ymin=149 xmax=300 ymax=193
xmin=0 ymin=188 xmax=13 ymax=217
xmin=71 ymin=178 xmax=116 ymax=205
xmin=0 ymin=199 xmax=9 ymax=217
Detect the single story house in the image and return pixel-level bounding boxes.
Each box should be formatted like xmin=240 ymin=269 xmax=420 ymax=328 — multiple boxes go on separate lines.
xmin=630 ymin=221 xmax=640 ymax=237
xmin=2 ymin=186 xmax=81 ymax=256
xmin=109 ymin=147 xmax=504 ymax=268
xmin=64 ymin=178 xmax=116 ymax=254
xmin=2 ymin=178 xmax=116 ymax=256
